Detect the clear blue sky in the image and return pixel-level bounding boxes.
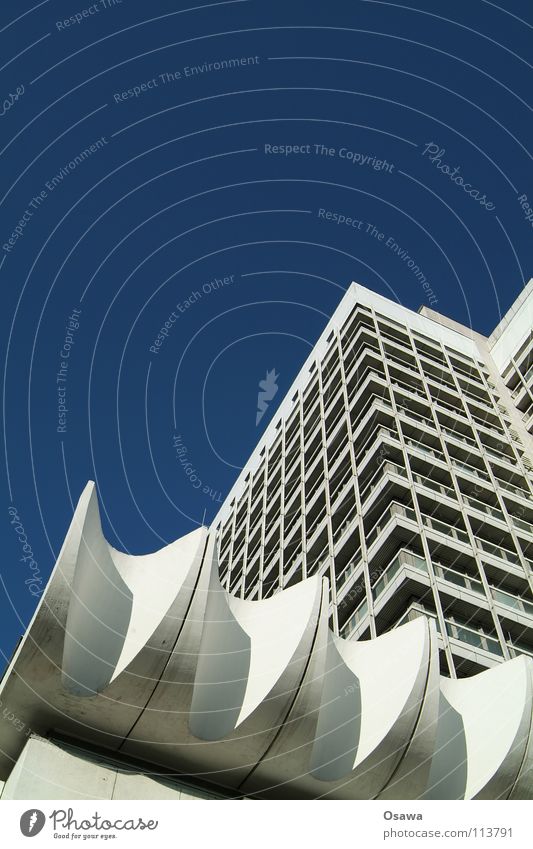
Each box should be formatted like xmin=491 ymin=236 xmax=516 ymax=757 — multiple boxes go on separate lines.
xmin=1 ymin=0 xmax=532 ymax=672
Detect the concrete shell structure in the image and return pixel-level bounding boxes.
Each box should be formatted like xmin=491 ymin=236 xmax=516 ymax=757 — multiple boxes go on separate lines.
xmin=0 ymin=481 xmax=531 ymax=800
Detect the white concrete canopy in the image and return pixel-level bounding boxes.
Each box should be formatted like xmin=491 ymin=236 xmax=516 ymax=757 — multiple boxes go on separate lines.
xmin=0 ymin=482 xmax=532 ymax=799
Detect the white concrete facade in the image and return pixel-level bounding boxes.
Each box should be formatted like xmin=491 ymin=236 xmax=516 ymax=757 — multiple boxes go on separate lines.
xmin=0 ymin=737 xmax=221 ymax=800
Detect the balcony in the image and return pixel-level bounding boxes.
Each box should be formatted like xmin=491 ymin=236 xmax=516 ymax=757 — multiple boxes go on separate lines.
xmin=360 ymin=460 xmax=408 ymax=506
xmin=305 ymin=541 xmax=330 ymax=577
xmin=396 ymin=604 xmax=504 ymax=660
xmin=372 ymin=548 xmax=429 ymax=600
xmin=459 ymin=383 xmax=494 ymax=409
xmin=491 ymin=587 xmax=533 ymax=618
xmin=495 ymin=477 xmax=532 ymax=501
xmin=461 ymin=494 xmax=505 ymax=524
xmin=446 ymin=619 xmax=504 ymax=658
xmin=424 ymin=373 xmax=458 ymax=395
xmin=470 ymin=412 xmax=505 ymax=436
xmin=391 ymin=377 xmax=428 ymax=402
xmin=385 ymin=348 xmax=419 ymax=373
xmin=509 ymin=513 xmax=533 ymax=535
xmin=324 ymin=404 xmax=347 ymax=439
xmin=397 ymin=405 xmax=435 ymax=430
xmin=412 ymin=473 xmax=456 ymax=502
xmin=366 ymin=502 xmax=417 ymax=548
xmin=421 ymin=560 xmax=531 ymax=625
xmin=452 ymin=458 xmax=490 ymax=483
xmin=355 ymin=425 xmax=399 ymax=467
xmin=405 ymin=437 xmax=445 ymax=463
xmin=335 ymin=549 xmax=363 ymax=596
xmin=441 ymin=425 xmax=477 ymax=448
xmin=507 ymin=639 xmax=533 ymax=660
xmin=420 ymin=513 xmax=470 ymax=546
xmin=345 ymin=344 xmax=385 ymax=385
xmin=305 ymin=511 xmax=328 ymax=547
xmin=341 ymin=597 xmax=369 ymax=638
xmin=351 ymin=396 xmax=394 ymax=440
xmin=333 ymin=507 xmax=359 ymax=546
xmin=374 ymin=553 xmax=532 ymax=627
xmin=341 ymin=548 xmax=429 ymax=639
xmin=434 ymin=396 xmax=470 ymax=423
xmin=433 ymin=562 xmax=484 ymax=596
xmin=327 ymin=441 xmax=350 ymax=476
xmin=282 ymin=551 xmax=303 ymax=583
xmin=304 ymin=443 xmax=324 ymax=477
xmin=476 ymin=538 xmax=522 ymax=568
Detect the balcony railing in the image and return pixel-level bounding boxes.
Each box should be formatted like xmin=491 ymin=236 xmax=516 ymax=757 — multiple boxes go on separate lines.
xmin=452 ymin=458 xmax=490 ymax=482
xmin=509 ymin=513 xmax=533 ymax=535
xmin=405 ymin=437 xmax=444 ymax=461
xmin=420 ymin=513 xmax=470 ymax=545
xmin=325 ymin=405 xmax=347 ymax=437
xmin=372 ymin=549 xmax=428 ymax=600
xmin=434 ymin=397 xmax=469 ymax=421
xmin=491 ymin=587 xmax=533 ymax=617
xmin=461 ymin=494 xmax=505 ymax=523
xmin=342 ymin=598 xmax=368 ymax=637
xmin=446 ymin=619 xmax=504 ymax=657
xmin=495 ymin=477 xmax=531 ymax=499
xmin=327 ymin=441 xmax=350 ymax=473
xmin=412 ymin=473 xmax=455 ymax=500
xmin=304 ymin=444 xmax=323 ymax=473
xmin=307 ymin=541 xmax=330 ymax=573
xmin=391 ymin=378 xmax=428 ymax=401
xmin=305 ymin=511 xmax=327 ymax=541
xmin=433 ymin=563 xmax=484 ymax=596
xmin=351 ymin=396 xmax=394 ymax=439
xmin=397 ymin=405 xmax=435 ymax=429
xmin=470 ymin=412 xmax=505 ymax=435
xmin=396 ymin=605 xmax=504 ymax=658
xmin=440 ymin=425 xmax=477 ymax=448
xmin=360 ymin=460 xmax=407 ymax=504
xmin=476 ymin=538 xmax=522 ymax=567
xmin=329 ymin=467 xmax=353 ymax=503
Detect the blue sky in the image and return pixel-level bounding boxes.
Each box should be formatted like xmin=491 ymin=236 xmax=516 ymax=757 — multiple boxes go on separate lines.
xmin=1 ymin=0 xmax=532 ymax=671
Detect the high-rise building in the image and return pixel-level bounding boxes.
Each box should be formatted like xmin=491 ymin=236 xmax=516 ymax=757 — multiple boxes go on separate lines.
xmin=1 ymin=280 xmax=532 ymax=801
xmin=214 ymin=280 xmax=533 ymax=679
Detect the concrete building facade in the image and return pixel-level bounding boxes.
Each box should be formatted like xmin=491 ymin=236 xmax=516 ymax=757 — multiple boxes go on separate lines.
xmin=214 ymin=281 xmax=533 ymax=679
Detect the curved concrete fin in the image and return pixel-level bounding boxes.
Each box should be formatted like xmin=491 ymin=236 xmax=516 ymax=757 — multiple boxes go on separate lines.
xmin=61 ymin=484 xmax=133 ymax=697
xmin=55 ymin=481 xmax=97 ymax=583
xmin=422 ymin=690 xmax=468 ymax=800
xmin=331 ymin=617 xmax=432 ymax=797
xmin=189 ymin=560 xmax=251 ymax=741
xmin=309 ymin=632 xmax=361 ymax=781
xmin=378 ymin=617 xmax=441 ymax=799
xmin=508 ymin=662 xmax=533 ymax=799
xmin=238 ymin=577 xmax=331 ymax=797
xmin=231 ymin=576 xmax=325 ymax=726
xmin=441 ymin=656 xmax=532 ymax=800
xmin=110 ymin=527 xmax=207 ymax=681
